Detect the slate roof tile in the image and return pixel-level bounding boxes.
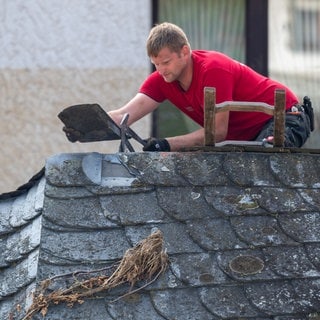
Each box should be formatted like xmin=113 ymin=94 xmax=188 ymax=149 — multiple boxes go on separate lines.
xmin=124 ymin=152 xmax=186 ymax=184
xmin=245 ymin=280 xmax=320 ymax=315
xmin=216 ymin=249 xmax=277 ymax=282
xmin=169 ymin=252 xmax=229 ymax=286
xmin=107 ymin=293 xmax=167 ymax=320
xmin=204 ymin=186 xmax=267 ymax=216
xmin=306 ymin=244 xmax=320 ymax=268
xmin=9 ymin=178 xmax=44 ymax=227
xmin=200 ymin=285 xmax=260 ymax=318
xmin=293 ymin=279 xmax=320 ymax=310
xmin=157 ymin=186 xmax=218 ymax=221
xmin=270 ymin=154 xmax=320 ymax=188
xmin=175 ymin=153 xmax=229 ymax=186
xmin=0 ymin=242 xmax=9 ymax=268
xmin=257 ymin=187 xmax=313 ymax=213
xmin=100 ymin=191 xmax=171 ymax=225
xmin=300 ymin=189 xmax=320 ymax=207
xmin=4 ymin=216 xmax=41 ymax=263
xmin=0 ymin=177 xmax=43 ymax=319
xmin=231 ymin=215 xmax=298 ymax=246
xmin=187 ymin=217 xmax=248 ymax=250
xmin=46 ymin=153 xmax=93 ymax=186
xmin=40 ymin=227 xmax=130 ymax=264
xmin=125 ymin=224 xmax=203 ymax=254
xmin=0 ymin=199 xmax=15 ymax=235
xmin=223 ymin=152 xmax=281 ymax=187
xmin=263 ymin=246 xmax=320 ymax=278
xmin=278 ymin=212 xmax=320 ymax=242
xmin=151 ymin=288 xmax=216 ymax=319
xmin=0 ymin=283 xmax=36 ymax=320
xmin=0 ymin=250 xmax=38 ymax=298
xmin=9 ymin=193 xmax=29 ymax=228
xmin=43 ymin=196 xmax=118 ymax=230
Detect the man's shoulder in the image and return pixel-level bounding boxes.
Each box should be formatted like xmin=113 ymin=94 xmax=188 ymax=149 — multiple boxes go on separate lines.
xmin=192 ymin=50 xmax=231 ymax=67
xmin=143 ymin=70 xmax=163 ymax=85
xmin=192 ymin=50 xmax=228 ymax=59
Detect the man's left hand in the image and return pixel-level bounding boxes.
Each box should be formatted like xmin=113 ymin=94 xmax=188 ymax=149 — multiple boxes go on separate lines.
xmin=63 ymin=127 xmax=81 ymax=142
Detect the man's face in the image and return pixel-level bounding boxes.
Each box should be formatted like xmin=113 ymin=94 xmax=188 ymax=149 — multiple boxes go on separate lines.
xmin=150 ymin=46 xmax=188 ymax=83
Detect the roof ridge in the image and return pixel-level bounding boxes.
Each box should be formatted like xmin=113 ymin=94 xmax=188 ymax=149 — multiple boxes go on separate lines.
xmin=0 ymin=167 xmax=45 ymax=201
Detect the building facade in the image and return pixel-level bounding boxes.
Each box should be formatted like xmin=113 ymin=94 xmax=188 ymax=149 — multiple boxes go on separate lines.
xmin=0 ymin=0 xmax=151 ymax=193
xmin=1 ymin=0 xmax=320 ymax=193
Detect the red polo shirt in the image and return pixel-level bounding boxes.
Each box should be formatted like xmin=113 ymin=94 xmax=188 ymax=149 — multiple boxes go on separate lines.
xmin=139 ymin=50 xmax=298 ymax=140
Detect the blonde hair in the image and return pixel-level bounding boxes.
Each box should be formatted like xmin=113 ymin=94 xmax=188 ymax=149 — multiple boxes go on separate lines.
xmin=146 ymin=22 xmax=191 ymax=57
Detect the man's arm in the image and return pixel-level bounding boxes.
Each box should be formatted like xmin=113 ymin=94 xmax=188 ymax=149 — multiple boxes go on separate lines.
xmin=108 ymin=93 xmax=230 ymax=151
xmin=166 ymin=110 xmax=230 ymax=151
xmin=108 ymin=93 xmax=159 ymax=126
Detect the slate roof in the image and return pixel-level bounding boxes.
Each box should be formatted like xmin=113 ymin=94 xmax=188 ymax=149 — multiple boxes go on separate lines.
xmin=0 ymin=150 xmax=320 ymax=319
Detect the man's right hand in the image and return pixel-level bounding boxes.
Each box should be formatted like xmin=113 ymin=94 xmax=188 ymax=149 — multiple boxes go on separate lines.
xmin=143 ymin=137 xmax=171 ymax=151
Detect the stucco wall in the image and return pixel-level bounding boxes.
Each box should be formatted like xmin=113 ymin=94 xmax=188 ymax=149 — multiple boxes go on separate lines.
xmin=0 ymin=0 xmax=151 ymax=193
xmin=269 ymin=0 xmax=320 ymax=147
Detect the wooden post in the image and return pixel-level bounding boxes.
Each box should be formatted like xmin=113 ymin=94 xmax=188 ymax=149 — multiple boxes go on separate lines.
xmin=204 ymin=87 xmax=216 ymax=146
xmin=273 ymin=89 xmax=286 ymax=147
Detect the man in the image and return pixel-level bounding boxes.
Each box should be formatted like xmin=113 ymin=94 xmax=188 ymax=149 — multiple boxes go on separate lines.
xmin=99 ymin=23 xmax=313 ymax=150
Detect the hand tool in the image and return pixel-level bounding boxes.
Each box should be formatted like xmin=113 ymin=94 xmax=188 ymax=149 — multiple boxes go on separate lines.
xmin=58 ymin=103 xmax=147 ymax=152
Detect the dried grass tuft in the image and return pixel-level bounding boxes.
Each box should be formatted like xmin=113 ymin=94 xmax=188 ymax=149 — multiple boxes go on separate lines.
xmin=22 ymin=230 xmax=168 ymax=320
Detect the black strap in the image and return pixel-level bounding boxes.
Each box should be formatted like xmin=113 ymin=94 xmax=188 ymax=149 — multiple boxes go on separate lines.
xmin=303 ymin=96 xmax=314 ymax=131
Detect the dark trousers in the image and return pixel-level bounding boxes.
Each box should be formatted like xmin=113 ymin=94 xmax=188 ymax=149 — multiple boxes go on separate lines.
xmin=254 ymin=112 xmax=311 ymax=147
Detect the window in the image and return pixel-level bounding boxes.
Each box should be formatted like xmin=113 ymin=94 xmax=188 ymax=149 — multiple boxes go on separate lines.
xmin=291 ymin=5 xmax=320 ymax=52
xmin=154 ymin=0 xmax=245 ymax=138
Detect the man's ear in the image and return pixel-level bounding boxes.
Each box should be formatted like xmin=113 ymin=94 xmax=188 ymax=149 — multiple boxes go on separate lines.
xmin=181 ymin=44 xmax=190 ymax=57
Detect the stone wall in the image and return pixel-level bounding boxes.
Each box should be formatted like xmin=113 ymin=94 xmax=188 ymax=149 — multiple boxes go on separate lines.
xmin=0 ymin=0 xmax=151 ymax=193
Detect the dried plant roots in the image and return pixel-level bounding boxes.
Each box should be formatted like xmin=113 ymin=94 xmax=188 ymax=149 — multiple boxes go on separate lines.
xmin=21 ymin=230 xmax=168 ymax=320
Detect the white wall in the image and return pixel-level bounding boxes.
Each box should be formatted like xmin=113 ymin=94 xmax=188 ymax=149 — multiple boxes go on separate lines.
xmin=269 ymin=0 xmax=320 ymax=147
xmin=0 ymin=0 xmax=151 ymax=193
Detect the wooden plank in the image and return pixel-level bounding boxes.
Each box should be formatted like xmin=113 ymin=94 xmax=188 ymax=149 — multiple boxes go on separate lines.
xmin=273 ymin=89 xmax=286 ymax=147
xmin=215 ymin=101 xmax=275 ymax=115
xmin=204 ymin=87 xmax=216 ymax=146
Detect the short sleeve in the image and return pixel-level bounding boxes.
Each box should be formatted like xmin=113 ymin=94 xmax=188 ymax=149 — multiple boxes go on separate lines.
xmin=139 ymin=72 xmax=167 ymax=103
